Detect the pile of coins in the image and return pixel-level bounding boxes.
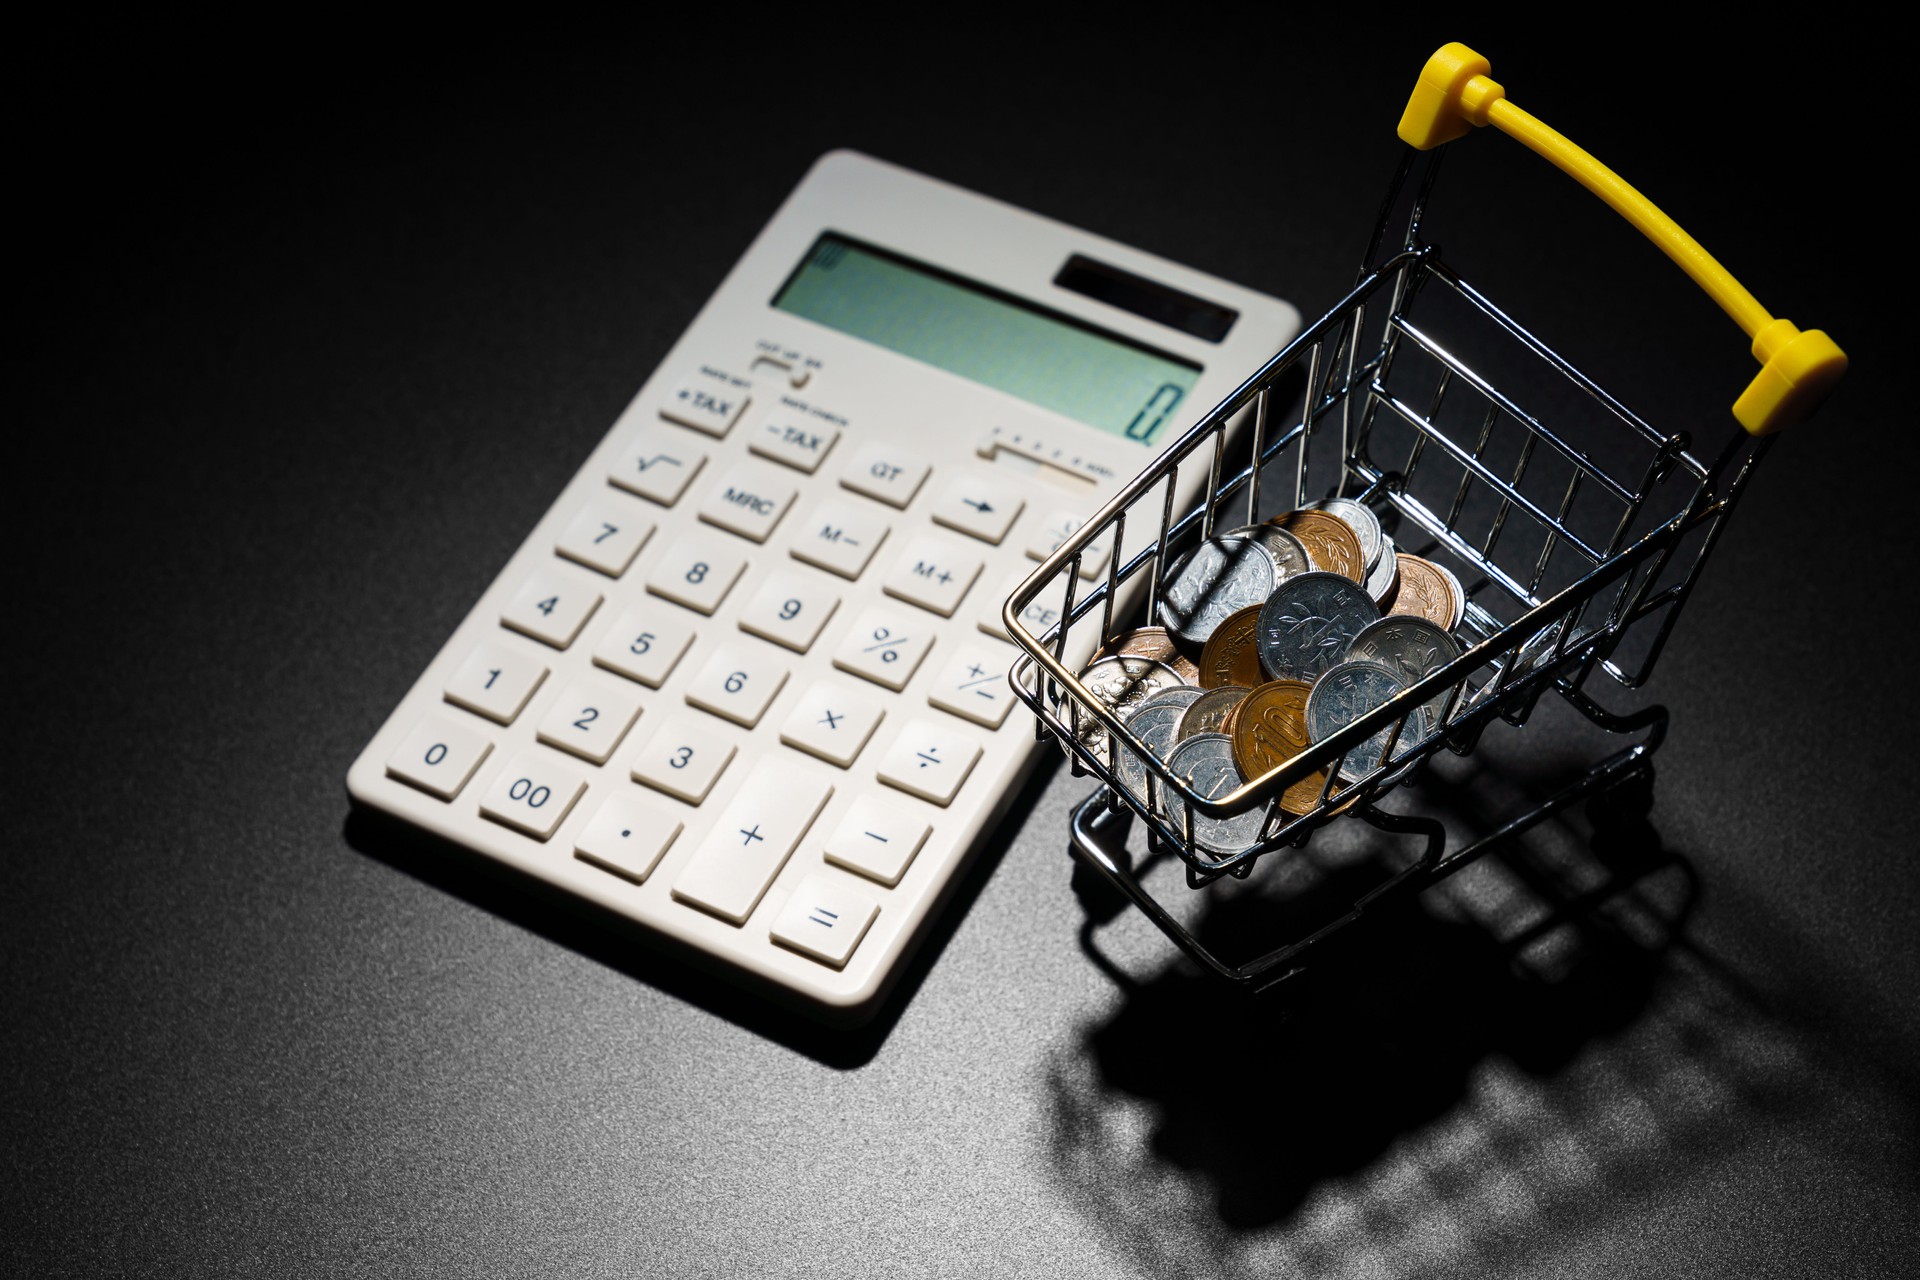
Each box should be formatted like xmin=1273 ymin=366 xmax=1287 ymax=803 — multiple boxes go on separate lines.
xmin=1073 ymin=498 xmax=1470 ymax=860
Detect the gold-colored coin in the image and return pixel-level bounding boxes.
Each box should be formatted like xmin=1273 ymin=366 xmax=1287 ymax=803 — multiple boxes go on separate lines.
xmin=1103 ymin=626 xmax=1201 ymax=686
xmin=1383 ymin=554 xmax=1460 ymax=632
xmin=1228 ymin=679 xmax=1330 ymax=815
xmin=1198 ymin=605 xmax=1265 ymax=689
xmin=1268 ymin=509 xmax=1367 ymax=583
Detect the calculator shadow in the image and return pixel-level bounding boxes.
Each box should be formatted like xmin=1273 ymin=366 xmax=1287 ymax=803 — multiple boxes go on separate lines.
xmin=1042 ymin=759 xmax=1920 ymax=1270
xmin=341 ymin=754 xmax=1058 ymax=1068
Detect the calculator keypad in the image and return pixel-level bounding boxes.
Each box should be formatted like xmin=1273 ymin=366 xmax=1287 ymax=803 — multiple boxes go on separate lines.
xmin=683 ymin=645 xmax=790 ymax=728
xmin=645 ymin=533 xmax=748 ymax=615
xmin=386 ymin=717 xmax=492 ymax=800
xmin=632 ymin=712 xmax=738 ymax=804
xmin=444 ymin=646 xmax=548 ymax=725
xmin=535 ymin=676 xmax=644 ymax=764
xmin=609 ymin=426 xmax=707 ymax=506
xmin=591 ymin=607 xmax=696 ymax=688
xmin=670 ymin=760 xmax=833 ymax=924
xmin=556 ymin=498 xmax=657 ymax=577
xmin=789 ymin=500 xmax=889 ymax=580
xmin=479 ymin=749 xmax=588 ymax=839
xmin=882 ymin=535 xmax=983 ymax=617
xmin=501 ymin=571 xmax=603 ymax=649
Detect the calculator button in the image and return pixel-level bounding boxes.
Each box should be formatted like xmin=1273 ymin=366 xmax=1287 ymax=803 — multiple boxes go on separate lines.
xmin=749 ymin=411 xmax=841 ymax=474
xmin=881 ymin=535 xmax=983 ymax=618
xmin=609 ymin=425 xmax=708 ymax=507
xmin=659 ymin=369 xmax=751 ymax=438
xmin=840 ymin=440 xmax=930 ymax=509
xmin=478 ymin=749 xmax=588 ymax=840
xmin=876 ymin=717 xmax=983 ymax=807
xmin=535 ymin=675 xmax=644 ymax=765
xmin=591 ymin=606 xmax=696 ymax=689
xmin=737 ymin=574 xmax=840 ymax=653
xmin=443 ymin=645 xmax=548 ymax=725
xmin=927 ymin=640 xmax=1018 ymax=729
xmin=695 ymin=463 xmax=800 ymax=543
xmin=645 ymin=532 xmax=748 ymax=615
xmin=790 ymin=499 xmax=889 ymax=580
xmin=670 ymin=759 xmax=834 ymax=925
xmin=779 ymin=679 xmax=885 ymax=768
xmin=631 ymin=713 xmax=739 ymax=804
xmin=981 ymin=566 xmax=1097 ymax=673
xmin=832 ymin=604 xmax=935 ymax=691
xmin=824 ymin=797 xmax=931 ymax=887
xmin=501 ymin=571 xmax=603 ymax=650
xmin=1026 ymin=510 xmax=1112 ymax=579
xmin=770 ymin=873 xmax=879 ymax=969
xmin=684 ymin=645 xmax=790 ymax=728
xmin=386 ymin=717 xmax=492 ymax=800
xmin=929 ymin=475 xmax=1025 ymax=545
xmin=555 ymin=496 xmax=657 ymax=578
xmin=574 ymin=791 xmax=684 ymax=884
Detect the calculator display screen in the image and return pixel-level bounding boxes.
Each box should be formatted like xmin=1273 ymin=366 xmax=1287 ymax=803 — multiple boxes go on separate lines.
xmin=773 ymin=233 xmax=1201 ymax=446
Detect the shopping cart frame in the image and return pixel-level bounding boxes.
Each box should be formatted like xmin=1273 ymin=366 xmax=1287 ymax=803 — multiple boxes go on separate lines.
xmin=1004 ymin=44 xmax=1843 ymax=992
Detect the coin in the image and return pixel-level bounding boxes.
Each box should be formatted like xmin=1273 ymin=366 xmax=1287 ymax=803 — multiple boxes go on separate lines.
xmin=1364 ymin=530 xmax=1400 ymax=604
xmin=1304 ymin=498 xmax=1385 ymax=574
xmin=1156 ymin=534 xmax=1276 ymax=648
xmin=1112 ymin=687 xmax=1204 ymax=810
xmin=1384 ymin=553 xmax=1462 ymax=632
xmin=1104 ymin=625 xmax=1201 ymax=686
xmin=1162 ymin=733 xmax=1267 ymax=859
xmin=1177 ymin=685 xmax=1250 ymax=741
xmin=1346 ymin=614 xmax=1464 ymax=729
xmin=1305 ymin=660 xmax=1429 ymax=784
xmin=1073 ymin=655 xmax=1185 ymax=767
xmin=1431 ymin=560 xmax=1467 ymax=629
xmin=1198 ymin=605 xmax=1265 ymax=689
xmin=1255 ymin=571 xmax=1382 ymax=681
xmin=1222 ymin=523 xmax=1311 ymax=582
xmin=1268 ymin=509 xmax=1367 ymax=583
xmin=1228 ymin=678 xmax=1329 ymax=815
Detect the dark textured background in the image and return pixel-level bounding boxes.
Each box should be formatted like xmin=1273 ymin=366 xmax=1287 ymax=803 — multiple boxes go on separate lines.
xmin=10 ymin=19 xmax=1914 ymax=1278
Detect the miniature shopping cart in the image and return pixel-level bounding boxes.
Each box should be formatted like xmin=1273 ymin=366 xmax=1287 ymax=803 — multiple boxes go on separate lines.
xmin=1004 ymin=43 xmax=1847 ymax=990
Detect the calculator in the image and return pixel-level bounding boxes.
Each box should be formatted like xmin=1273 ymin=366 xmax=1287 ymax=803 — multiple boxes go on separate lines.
xmin=345 ymin=150 xmax=1300 ymax=1021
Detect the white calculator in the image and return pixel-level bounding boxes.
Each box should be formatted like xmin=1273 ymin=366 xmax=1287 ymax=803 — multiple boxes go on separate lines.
xmin=346 ymin=150 xmax=1299 ymax=1021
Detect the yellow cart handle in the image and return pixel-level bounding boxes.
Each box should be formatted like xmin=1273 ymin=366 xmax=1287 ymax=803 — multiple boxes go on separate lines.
xmin=1398 ymin=43 xmax=1846 ymax=436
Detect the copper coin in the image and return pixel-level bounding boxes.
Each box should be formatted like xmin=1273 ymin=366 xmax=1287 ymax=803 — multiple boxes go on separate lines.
xmin=1104 ymin=626 xmax=1201 ymax=686
xmin=1228 ymin=679 xmax=1329 ymax=815
xmin=1198 ymin=605 xmax=1265 ymax=690
xmin=1268 ymin=509 xmax=1367 ymax=584
xmin=1383 ymin=554 xmax=1461 ymax=632
xmin=1177 ymin=685 xmax=1249 ymax=742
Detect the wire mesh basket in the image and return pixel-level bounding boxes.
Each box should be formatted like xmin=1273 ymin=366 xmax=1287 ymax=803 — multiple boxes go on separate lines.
xmin=1004 ymin=43 xmax=1845 ymax=990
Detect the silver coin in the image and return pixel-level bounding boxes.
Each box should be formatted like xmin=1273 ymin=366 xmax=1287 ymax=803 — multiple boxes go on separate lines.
xmin=1306 ymin=660 xmax=1430 ymax=784
xmin=1305 ymin=498 xmax=1385 ymax=574
xmin=1073 ymin=655 xmax=1185 ymax=767
xmin=1255 ymin=571 xmax=1382 ymax=681
xmin=1113 ymin=689 xmax=1202 ymax=809
xmin=1162 ymin=732 xmax=1267 ymax=860
xmin=1156 ymin=535 xmax=1275 ymax=648
xmin=1221 ymin=523 xmax=1311 ymax=582
xmin=1363 ymin=530 xmax=1399 ymax=604
xmin=1176 ymin=685 xmax=1250 ymax=741
xmin=1346 ymin=615 xmax=1464 ymax=729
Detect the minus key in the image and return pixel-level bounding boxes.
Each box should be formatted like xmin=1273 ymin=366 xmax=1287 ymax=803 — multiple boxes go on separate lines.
xmin=823 ymin=796 xmax=932 ymax=888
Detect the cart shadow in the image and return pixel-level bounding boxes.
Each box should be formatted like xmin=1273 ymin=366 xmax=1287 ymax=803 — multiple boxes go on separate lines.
xmin=1042 ymin=762 xmax=1920 ymax=1271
